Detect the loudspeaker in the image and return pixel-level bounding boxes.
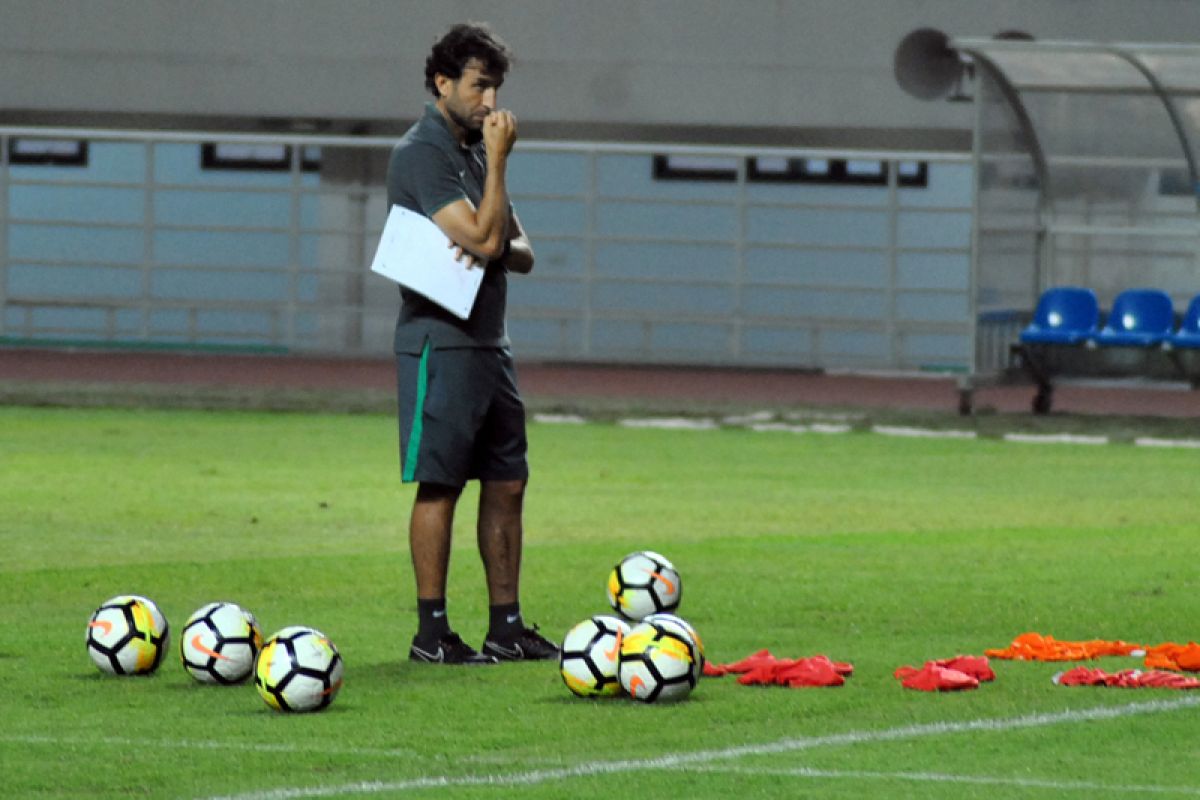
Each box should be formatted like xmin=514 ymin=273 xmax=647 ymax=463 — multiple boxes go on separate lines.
xmin=894 ymin=27 xmax=967 ymax=101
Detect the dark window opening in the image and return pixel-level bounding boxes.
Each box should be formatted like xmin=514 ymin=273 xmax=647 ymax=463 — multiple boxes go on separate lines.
xmin=652 ymin=154 xmax=738 ymax=182
xmin=8 ymin=138 xmax=88 ymax=167
xmin=201 ymin=143 xmax=321 ymax=172
xmin=747 ymin=157 xmax=928 ymax=187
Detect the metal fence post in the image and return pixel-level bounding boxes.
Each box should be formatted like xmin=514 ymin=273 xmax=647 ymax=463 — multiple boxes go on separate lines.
xmin=886 ymin=157 xmax=900 ymax=369
xmin=582 ymin=147 xmax=598 ymax=357
xmin=0 ymin=135 xmax=8 ymax=338
xmin=141 ymin=140 xmax=155 ymax=341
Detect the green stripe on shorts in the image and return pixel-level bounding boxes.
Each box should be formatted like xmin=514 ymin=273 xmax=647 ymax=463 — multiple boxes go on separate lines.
xmin=402 ymin=341 xmax=431 ymax=482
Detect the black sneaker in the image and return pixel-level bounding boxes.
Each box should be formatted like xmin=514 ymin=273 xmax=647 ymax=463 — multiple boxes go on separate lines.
xmin=481 ymin=625 xmax=560 ymax=661
xmin=409 ymin=632 xmax=499 ymax=665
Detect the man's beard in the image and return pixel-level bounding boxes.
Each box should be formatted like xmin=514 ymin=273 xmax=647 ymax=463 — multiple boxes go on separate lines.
xmin=446 ymin=105 xmax=484 ymax=145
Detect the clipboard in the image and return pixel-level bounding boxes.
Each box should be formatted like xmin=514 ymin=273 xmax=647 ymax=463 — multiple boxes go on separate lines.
xmin=369 ymin=204 xmax=485 ymax=319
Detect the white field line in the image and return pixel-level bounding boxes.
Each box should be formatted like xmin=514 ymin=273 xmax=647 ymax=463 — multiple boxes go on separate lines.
xmin=1003 ymin=432 xmax=1110 ymax=445
xmin=530 ymin=413 xmax=587 ymax=425
xmin=1135 ymin=437 xmax=1200 ymax=449
xmin=197 ymin=696 xmax=1200 ymax=800
xmin=750 ymin=423 xmax=811 ymax=434
xmin=872 ymin=425 xmax=977 ymax=439
xmin=688 ymin=764 xmax=1200 ymax=796
xmin=544 ymin=412 xmax=1193 ymax=451
xmin=748 ymin=422 xmax=851 ymax=435
xmin=618 ymin=417 xmax=718 ymax=430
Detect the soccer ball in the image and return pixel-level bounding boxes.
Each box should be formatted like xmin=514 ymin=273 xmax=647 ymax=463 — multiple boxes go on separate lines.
xmin=644 ymin=612 xmax=705 ymax=670
xmin=180 ymin=602 xmax=263 ymax=685
xmin=618 ymin=617 xmax=700 ymax=703
xmin=254 ymin=626 xmax=344 ymax=713
xmin=606 ymin=550 xmax=681 ymax=620
xmin=559 ymin=615 xmax=630 ymax=698
xmin=85 ymin=595 xmax=169 ymax=676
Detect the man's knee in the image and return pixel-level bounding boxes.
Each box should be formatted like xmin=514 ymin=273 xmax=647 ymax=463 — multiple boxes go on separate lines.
xmin=482 ymin=479 xmax=526 ymax=505
xmin=416 ymin=482 xmax=463 ymax=504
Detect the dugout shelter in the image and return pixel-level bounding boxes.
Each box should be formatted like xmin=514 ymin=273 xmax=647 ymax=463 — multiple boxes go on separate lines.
xmin=954 ymin=38 xmax=1200 ymax=413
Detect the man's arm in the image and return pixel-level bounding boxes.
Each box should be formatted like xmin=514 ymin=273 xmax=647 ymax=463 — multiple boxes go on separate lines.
xmin=431 ymin=110 xmax=517 ymax=261
xmin=501 ymin=213 xmax=534 ymax=274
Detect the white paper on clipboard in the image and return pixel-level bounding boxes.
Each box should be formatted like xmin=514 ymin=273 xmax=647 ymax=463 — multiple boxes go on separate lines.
xmin=369 ymin=204 xmax=485 ymax=319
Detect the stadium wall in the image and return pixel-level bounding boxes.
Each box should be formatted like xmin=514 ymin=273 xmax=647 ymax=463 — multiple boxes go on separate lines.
xmin=3 ymin=2 xmax=1197 ymax=372
xmin=4 ymin=1 xmax=1200 ymax=148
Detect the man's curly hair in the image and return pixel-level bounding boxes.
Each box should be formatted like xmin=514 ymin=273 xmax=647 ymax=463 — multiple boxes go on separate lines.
xmin=424 ymin=23 xmax=512 ymax=99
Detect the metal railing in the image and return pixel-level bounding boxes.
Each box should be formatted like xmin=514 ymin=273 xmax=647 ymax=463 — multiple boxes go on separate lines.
xmin=0 ymin=126 xmax=973 ymax=371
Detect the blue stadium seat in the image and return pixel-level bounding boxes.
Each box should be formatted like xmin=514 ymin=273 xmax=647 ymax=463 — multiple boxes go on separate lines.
xmin=1094 ymin=288 xmax=1175 ymax=347
xmin=1166 ymin=294 xmax=1200 ymax=349
xmin=1019 ymin=287 xmax=1099 ymax=345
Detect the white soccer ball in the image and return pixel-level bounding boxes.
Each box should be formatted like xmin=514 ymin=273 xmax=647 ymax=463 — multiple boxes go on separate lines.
xmin=254 ymin=626 xmax=344 ymax=713
xmin=559 ymin=615 xmax=630 ymax=698
xmin=86 ymin=595 xmax=170 ymax=676
xmin=606 ymin=550 xmax=682 ymax=620
xmin=643 ymin=612 xmax=705 ymax=670
xmin=180 ymin=602 xmax=263 ymax=685
xmin=618 ymin=617 xmax=700 ymax=703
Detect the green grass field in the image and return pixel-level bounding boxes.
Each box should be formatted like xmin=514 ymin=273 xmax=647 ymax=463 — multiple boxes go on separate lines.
xmin=3 ymin=405 xmax=1200 ymax=799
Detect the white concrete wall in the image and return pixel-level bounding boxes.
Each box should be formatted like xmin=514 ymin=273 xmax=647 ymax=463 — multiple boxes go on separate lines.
xmin=3 ymin=0 xmax=1198 ymax=144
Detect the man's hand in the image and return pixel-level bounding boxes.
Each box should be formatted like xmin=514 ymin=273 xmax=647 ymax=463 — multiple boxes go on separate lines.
xmin=483 ymin=110 xmax=517 ymax=159
xmin=447 ymin=239 xmax=483 ymax=269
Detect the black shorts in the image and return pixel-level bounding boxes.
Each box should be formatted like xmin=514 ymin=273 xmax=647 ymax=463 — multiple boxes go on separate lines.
xmin=395 ymin=345 xmax=529 ymax=487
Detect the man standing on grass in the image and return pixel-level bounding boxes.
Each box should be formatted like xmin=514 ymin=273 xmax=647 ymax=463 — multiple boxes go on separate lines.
xmin=385 ymin=22 xmax=557 ymax=665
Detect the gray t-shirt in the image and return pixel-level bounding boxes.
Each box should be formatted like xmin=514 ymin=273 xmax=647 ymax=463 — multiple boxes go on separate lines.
xmin=386 ymin=102 xmax=511 ymax=352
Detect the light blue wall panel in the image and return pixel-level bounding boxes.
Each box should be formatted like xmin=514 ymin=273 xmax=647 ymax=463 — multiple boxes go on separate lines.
xmin=508 ymin=317 xmax=583 ymax=354
xmin=526 ymin=240 xmax=586 ymax=276
xmin=114 ymin=309 xmax=141 ymax=332
xmin=899 ymin=163 xmax=972 ymax=208
xmin=592 ymin=281 xmax=735 ymax=316
xmin=7 ymin=264 xmax=141 ymax=298
xmin=149 ymin=309 xmax=189 ymax=333
xmin=589 ymin=318 xmax=650 ymax=351
xmin=897 ymin=211 xmax=971 ymax=248
xmin=596 ymin=200 xmax=736 ymax=242
xmin=652 ymin=322 xmax=731 ymax=353
xmin=511 ymin=279 xmax=585 ymax=312
xmin=155 ymin=143 xmax=296 ymax=187
xmin=594 ymin=241 xmax=735 ymax=281
xmin=154 ymin=230 xmax=289 ymax=267
xmin=293 ymin=312 xmax=317 ymax=337
xmin=151 ymin=268 xmax=289 ymax=302
xmin=515 ymin=198 xmax=586 ymax=236
xmin=8 ymin=224 xmax=143 ymax=265
xmin=509 ymin=152 xmax=588 ymax=195
xmin=742 ymin=326 xmax=814 ymax=355
xmin=743 ymin=286 xmax=886 ymax=319
xmin=9 ymin=185 xmax=144 ymax=225
xmin=296 ymin=274 xmax=318 ymax=303
xmin=895 ymin=292 xmax=968 ymax=323
xmin=194 ymin=309 xmax=273 ymax=336
xmin=28 ymin=306 xmax=108 ymax=330
xmin=896 ymin=252 xmax=969 ymax=290
xmin=299 ymin=196 xmax=322 ymax=230
xmin=900 ymin=333 xmax=969 ymax=362
xmin=819 ymin=329 xmax=889 ymax=358
xmin=746 ymin=181 xmax=890 ymax=207
xmin=743 ymin=248 xmax=887 ymax=287
xmin=299 ymin=232 xmax=355 ymax=269
xmin=746 ymin=207 xmax=888 ymax=246
xmin=596 ymin=155 xmax=739 ymax=202
xmin=8 ymin=142 xmax=147 ymax=184
xmin=155 ymin=189 xmax=292 ymax=228
xmin=299 ymin=236 xmax=319 ymax=270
